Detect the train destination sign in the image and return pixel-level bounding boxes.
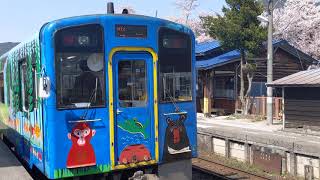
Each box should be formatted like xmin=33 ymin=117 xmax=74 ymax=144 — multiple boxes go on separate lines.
xmin=116 ymin=24 xmax=147 ymax=38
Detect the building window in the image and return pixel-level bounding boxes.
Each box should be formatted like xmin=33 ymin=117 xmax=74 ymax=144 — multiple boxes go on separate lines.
xmin=213 ymin=76 xmax=235 ymax=99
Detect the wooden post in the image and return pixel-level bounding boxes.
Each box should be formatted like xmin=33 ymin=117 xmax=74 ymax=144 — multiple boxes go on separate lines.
xmin=234 ymin=65 xmax=238 ymax=113
xmin=203 ymin=71 xmax=212 ymax=117
xmin=275 ymin=98 xmax=279 ymax=120
xmin=262 ymin=97 xmax=266 ymax=117
xmin=210 ymin=71 xmax=214 ymax=110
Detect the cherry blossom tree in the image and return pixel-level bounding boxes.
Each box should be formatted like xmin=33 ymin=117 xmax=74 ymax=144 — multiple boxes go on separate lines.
xmin=175 ymin=0 xmax=199 ymax=24
xmin=273 ymin=0 xmax=320 ymax=59
xmin=168 ymin=0 xmax=212 ymax=43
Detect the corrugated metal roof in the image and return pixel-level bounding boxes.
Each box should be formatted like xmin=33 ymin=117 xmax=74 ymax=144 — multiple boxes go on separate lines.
xmin=196 ymin=50 xmax=241 ymax=70
xmin=268 ymin=69 xmax=320 ymax=87
xmin=196 ymin=39 xmax=316 ymax=62
xmin=195 ymin=40 xmax=221 ymax=54
xmin=196 ymin=39 xmax=285 ymax=55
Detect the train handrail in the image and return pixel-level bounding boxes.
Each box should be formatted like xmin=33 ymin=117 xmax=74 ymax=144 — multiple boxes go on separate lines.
xmin=68 ymin=119 xmax=102 ymax=123
xmin=163 ymin=111 xmax=187 ymax=116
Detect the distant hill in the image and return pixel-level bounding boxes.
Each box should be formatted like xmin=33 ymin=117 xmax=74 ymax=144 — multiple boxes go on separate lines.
xmin=0 ymin=42 xmax=19 ymax=57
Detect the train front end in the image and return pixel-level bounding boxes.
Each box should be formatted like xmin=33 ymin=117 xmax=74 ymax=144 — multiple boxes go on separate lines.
xmin=40 ymin=14 xmax=197 ymax=179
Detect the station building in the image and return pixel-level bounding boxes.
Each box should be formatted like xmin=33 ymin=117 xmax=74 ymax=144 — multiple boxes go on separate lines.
xmin=196 ymin=40 xmax=316 ymax=118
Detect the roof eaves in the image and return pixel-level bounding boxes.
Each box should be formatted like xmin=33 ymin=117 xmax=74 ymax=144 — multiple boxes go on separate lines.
xmin=197 ymin=57 xmax=240 ymax=70
xmin=276 ymin=41 xmax=316 ymax=63
xmin=267 ymin=69 xmax=320 ymax=87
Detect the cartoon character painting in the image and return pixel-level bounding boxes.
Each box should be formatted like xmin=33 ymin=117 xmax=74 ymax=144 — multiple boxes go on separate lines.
xmin=163 ymin=114 xmax=191 ymax=162
xmin=117 ymin=118 xmax=149 ymax=139
xmin=67 ymin=122 xmax=96 ymax=168
xmin=119 ymin=144 xmax=151 ymax=165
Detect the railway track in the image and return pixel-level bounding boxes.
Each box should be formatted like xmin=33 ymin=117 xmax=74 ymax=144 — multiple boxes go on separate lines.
xmin=193 ymin=164 xmax=233 ymax=180
xmin=192 ymin=157 xmax=270 ymax=180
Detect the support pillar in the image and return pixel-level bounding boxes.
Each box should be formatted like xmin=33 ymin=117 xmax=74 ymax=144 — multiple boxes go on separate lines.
xmin=318 ymin=157 xmax=320 ymax=180
xmin=266 ymin=0 xmax=274 ymax=125
xmin=282 ymin=157 xmax=287 ymax=175
xmin=210 ymin=136 xmax=214 ymax=153
xmin=203 ymin=71 xmax=212 ymax=117
xmin=225 ymin=139 xmax=230 ymax=158
xmin=244 ymin=143 xmax=251 ymax=164
xmin=290 ymin=152 xmax=297 ymax=176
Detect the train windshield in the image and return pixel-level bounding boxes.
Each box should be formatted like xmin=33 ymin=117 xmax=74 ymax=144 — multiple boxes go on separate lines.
xmin=159 ymin=28 xmax=192 ymax=102
xmin=54 ymin=24 xmax=105 ymax=109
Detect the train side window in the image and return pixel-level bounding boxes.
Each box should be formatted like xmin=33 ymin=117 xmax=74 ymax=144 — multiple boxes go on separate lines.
xmin=158 ymin=27 xmax=192 ymax=102
xmin=0 ymin=73 xmax=4 ymax=103
xmin=0 ymin=57 xmax=7 ymax=104
xmin=19 ymin=59 xmax=35 ymax=112
xmin=5 ymin=58 xmax=11 ymax=106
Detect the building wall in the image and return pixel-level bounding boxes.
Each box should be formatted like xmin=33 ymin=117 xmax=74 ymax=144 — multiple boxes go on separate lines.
xmin=254 ymin=49 xmax=311 ymax=82
xmin=284 ymin=87 xmax=320 ymax=129
xmin=214 ymin=99 xmax=235 ymax=114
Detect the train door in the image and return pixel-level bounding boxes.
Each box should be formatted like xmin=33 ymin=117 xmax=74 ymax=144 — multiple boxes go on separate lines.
xmin=112 ymin=52 xmax=156 ymax=166
xmin=19 ymin=59 xmax=32 ymax=161
xmin=20 ymin=54 xmax=43 ymax=168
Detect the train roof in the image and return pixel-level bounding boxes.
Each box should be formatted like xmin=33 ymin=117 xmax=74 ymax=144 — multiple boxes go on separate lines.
xmin=44 ymin=14 xmax=193 ymax=34
xmin=0 ymin=14 xmax=194 ymax=61
xmin=0 ymin=32 xmax=39 ymax=60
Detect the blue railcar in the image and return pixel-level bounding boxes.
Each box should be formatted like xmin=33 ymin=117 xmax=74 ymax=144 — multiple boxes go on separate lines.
xmin=0 ymin=9 xmax=197 ymax=179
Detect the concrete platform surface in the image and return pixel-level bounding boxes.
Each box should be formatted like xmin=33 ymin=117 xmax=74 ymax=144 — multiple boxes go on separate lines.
xmin=197 ymin=113 xmax=320 ymax=157
xmin=0 ymin=140 xmax=32 ymax=180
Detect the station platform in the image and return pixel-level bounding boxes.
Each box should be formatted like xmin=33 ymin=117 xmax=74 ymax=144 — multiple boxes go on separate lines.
xmin=197 ymin=113 xmax=320 ymax=179
xmin=197 ymin=113 xmax=320 ymax=157
xmin=0 ymin=123 xmax=32 ymax=180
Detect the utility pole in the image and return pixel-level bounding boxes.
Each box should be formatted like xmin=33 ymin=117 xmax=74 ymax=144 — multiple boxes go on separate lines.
xmin=267 ymin=0 xmax=273 ymax=125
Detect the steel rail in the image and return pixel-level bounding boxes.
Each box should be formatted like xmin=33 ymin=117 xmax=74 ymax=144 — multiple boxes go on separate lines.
xmin=194 ymin=157 xmax=271 ymax=180
xmin=193 ymin=163 xmax=234 ymax=180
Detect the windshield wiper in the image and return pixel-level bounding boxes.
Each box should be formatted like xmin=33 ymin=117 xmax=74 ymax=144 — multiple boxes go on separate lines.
xmin=163 ymin=77 xmax=180 ymax=112
xmin=80 ymin=77 xmax=98 ymax=120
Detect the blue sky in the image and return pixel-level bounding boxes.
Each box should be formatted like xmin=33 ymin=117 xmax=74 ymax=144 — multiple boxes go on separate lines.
xmin=0 ymin=0 xmax=226 ymax=42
